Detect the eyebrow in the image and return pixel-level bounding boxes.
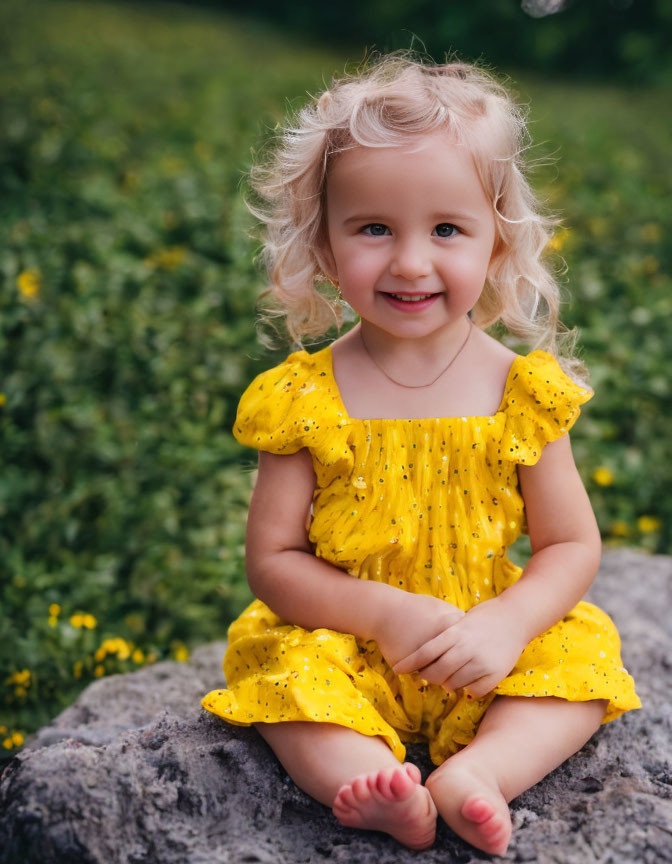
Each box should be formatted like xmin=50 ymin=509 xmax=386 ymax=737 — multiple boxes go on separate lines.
xmin=343 ymin=212 xmax=480 ymax=225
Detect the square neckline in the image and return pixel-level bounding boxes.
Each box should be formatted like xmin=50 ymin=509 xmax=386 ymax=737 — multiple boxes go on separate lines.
xmin=325 ymin=344 xmax=527 ymax=423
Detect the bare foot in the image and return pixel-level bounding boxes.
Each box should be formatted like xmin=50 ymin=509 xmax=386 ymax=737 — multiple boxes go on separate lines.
xmin=332 ymin=762 xmax=437 ymax=850
xmin=426 ymin=757 xmax=512 ymax=856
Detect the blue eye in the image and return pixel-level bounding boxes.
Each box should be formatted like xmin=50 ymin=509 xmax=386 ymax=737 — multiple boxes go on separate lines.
xmin=362 ymin=224 xmax=389 ymax=236
xmin=434 ymin=223 xmax=459 ymax=238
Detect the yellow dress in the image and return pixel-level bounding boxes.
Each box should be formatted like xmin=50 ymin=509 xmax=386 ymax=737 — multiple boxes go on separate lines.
xmin=202 ymin=345 xmax=642 ymax=766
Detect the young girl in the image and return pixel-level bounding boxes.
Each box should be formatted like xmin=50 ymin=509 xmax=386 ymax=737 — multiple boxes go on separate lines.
xmin=202 ymin=56 xmax=641 ymax=857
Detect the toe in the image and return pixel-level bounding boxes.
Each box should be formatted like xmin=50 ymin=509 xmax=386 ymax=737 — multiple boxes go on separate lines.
xmin=403 ymin=762 xmax=422 ymax=784
xmin=351 ymin=775 xmax=370 ymax=802
xmin=334 ymin=784 xmax=357 ymax=810
xmin=462 ymin=796 xmax=495 ymax=823
xmin=389 ymin=767 xmax=416 ymax=799
xmin=372 ymin=769 xmax=394 ymax=801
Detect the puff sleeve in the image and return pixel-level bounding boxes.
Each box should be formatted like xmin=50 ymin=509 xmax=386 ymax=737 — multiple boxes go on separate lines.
xmin=232 ymin=351 xmax=317 ymax=454
xmin=499 ymin=350 xmax=594 ymax=465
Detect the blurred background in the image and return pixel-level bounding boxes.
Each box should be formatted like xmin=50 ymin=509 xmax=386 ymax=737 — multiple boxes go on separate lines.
xmin=1 ymin=0 xmax=670 ymax=758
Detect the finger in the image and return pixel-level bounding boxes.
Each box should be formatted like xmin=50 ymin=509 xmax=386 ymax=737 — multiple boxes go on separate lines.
xmin=443 ymin=660 xmax=483 ymax=692
xmin=417 ymin=650 xmax=471 ymax=686
xmin=392 ymin=629 xmax=457 ymax=675
xmin=462 ymin=674 xmax=498 ymax=700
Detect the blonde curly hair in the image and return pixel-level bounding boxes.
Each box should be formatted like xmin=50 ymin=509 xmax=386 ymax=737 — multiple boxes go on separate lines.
xmin=248 ymin=53 xmax=588 ymax=385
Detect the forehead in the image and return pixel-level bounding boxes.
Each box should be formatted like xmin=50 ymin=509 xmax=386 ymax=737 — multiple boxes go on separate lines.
xmin=326 ymin=132 xmax=489 ymax=211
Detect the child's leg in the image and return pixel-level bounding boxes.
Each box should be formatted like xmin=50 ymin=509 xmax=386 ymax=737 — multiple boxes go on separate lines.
xmin=254 ymin=721 xmax=437 ymax=849
xmin=425 ymin=696 xmax=609 ymax=857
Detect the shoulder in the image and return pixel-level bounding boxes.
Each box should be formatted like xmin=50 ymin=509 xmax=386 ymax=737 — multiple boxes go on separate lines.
xmin=498 ymin=344 xmax=594 ymax=466
xmin=232 ymin=346 xmax=338 ymax=454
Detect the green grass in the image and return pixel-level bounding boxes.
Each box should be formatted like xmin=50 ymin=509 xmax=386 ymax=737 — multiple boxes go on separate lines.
xmin=0 ymin=0 xmax=670 ymax=757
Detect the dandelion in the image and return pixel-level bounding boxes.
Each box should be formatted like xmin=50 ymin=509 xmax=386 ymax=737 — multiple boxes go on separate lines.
xmin=94 ymin=665 xmax=105 ymax=678
xmin=17 ymin=269 xmax=41 ymax=299
xmin=146 ymin=246 xmax=186 ymax=270
xmin=592 ymin=467 xmax=614 ymax=487
xmin=637 ymin=516 xmax=661 ymax=534
xmin=2 ymin=738 xmax=13 ymax=750
xmin=174 ymin=644 xmax=189 ymax=662
xmin=7 ymin=669 xmax=31 ymax=686
xmin=131 ymin=648 xmax=145 ymax=664
xmin=95 ymin=637 xmax=132 ymax=662
xmin=70 ymin=613 xmax=97 ymax=629
xmin=49 ymin=603 xmax=61 ymax=617
xmin=610 ymin=520 xmax=630 ymax=537
xmin=12 ymin=732 xmax=23 ymax=746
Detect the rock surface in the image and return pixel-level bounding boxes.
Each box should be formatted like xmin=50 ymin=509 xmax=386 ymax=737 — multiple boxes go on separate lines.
xmin=0 ymin=548 xmax=670 ymax=863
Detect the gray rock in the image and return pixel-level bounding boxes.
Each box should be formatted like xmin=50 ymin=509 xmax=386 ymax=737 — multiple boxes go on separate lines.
xmin=1 ymin=549 xmax=670 ymax=863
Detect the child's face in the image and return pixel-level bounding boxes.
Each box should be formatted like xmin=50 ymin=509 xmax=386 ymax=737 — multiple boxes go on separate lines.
xmin=323 ymin=132 xmax=497 ymax=340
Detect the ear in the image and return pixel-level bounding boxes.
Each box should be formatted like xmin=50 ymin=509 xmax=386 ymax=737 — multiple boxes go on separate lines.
xmin=314 ymin=230 xmax=338 ymax=284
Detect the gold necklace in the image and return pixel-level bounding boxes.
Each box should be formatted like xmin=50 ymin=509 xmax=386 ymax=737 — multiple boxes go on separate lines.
xmin=359 ymin=317 xmax=473 ymax=389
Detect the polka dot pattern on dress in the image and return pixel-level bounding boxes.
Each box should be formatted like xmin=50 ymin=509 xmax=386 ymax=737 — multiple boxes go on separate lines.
xmin=202 ymin=346 xmax=642 ymax=766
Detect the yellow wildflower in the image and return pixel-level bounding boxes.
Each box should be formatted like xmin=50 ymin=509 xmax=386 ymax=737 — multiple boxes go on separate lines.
xmin=2 ymin=738 xmax=13 ymax=750
xmin=131 ymin=648 xmax=145 ymax=664
xmin=174 ymin=644 xmax=189 ymax=663
xmin=73 ymin=661 xmax=83 ymax=679
xmin=70 ymin=614 xmax=84 ymax=629
xmin=94 ymin=665 xmax=105 ymax=678
xmin=12 ymin=732 xmax=23 ymax=746
xmin=610 ymin=520 xmax=630 ymax=537
xmin=48 ymin=616 xmax=58 ymax=627
xmin=637 ymin=516 xmax=661 ymax=534
xmin=146 ymin=246 xmax=186 ymax=270
xmin=82 ymin=614 xmax=97 ymax=629
xmin=592 ymin=467 xmax=614 ymax=487
xmin=0 ymin=725 xmax=6 ymax=734
xmin=49 ymin=603 xmax=61 ymax=617
xmin=17 ymin=269 xmax=41 ymax=299
xmin=7 ymin=669 xmax=30 ymax=686
xmin=14 ymin=687 xmax=27 ymax=698
xmin=545 ymin=229 xmax=570 ymax=253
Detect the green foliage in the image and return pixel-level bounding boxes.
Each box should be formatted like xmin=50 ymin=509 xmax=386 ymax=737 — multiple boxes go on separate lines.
xmin=0 ymin=0 xmax=670 ymax=757
xmin=203 ymin=0 xmax=672 ymax=85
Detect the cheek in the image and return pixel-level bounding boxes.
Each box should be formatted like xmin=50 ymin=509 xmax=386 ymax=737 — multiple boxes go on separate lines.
xmin=335 ymin=243 xmax=384 ymax=284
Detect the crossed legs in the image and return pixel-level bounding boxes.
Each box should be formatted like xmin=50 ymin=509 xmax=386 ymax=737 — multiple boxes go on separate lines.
xmin=254 ymin=695 xmax=608 ymax=856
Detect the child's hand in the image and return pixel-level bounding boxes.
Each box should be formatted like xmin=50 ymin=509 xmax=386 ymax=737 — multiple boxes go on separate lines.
xmin=372 ymin=591 xmax=466 ymax=671
xmin=391 ymin=598 xmax=528 ymax=699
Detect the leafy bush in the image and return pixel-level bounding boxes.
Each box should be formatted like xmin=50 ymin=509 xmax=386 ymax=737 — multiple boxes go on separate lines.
xmin=0 ymin=0 xmax=669 ymax=759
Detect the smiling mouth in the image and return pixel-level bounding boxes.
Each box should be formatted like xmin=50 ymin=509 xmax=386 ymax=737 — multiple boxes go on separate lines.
xmin=384 ymin=292 xmax=441 ymax=303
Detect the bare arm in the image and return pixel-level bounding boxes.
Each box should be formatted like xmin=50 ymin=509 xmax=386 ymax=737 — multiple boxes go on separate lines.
xmin=494 ymin=432 xmax=602 ymax=643
xmin=245 ymin=448 xmax=465 ymax=659
xmin=245 ymin=447 xmax=407 ymax=640
xmin=392 ymin=432 xmax=602 ymax=697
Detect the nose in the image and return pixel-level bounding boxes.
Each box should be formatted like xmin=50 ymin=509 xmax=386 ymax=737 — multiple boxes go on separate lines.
xmin=389 ymin=237 xmax=432 ymax=280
